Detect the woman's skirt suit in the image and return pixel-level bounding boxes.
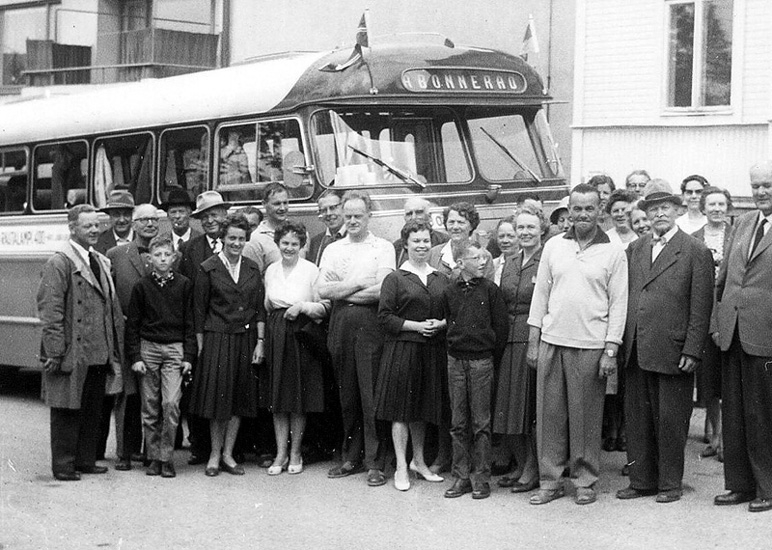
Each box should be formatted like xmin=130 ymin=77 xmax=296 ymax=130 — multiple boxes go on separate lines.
xmin=189 ymin=254 xmax=265 ymax=421
xmin=492 ymin=249 xmax=542 ymax=435
xmin=260 ymin=258 xmax=328 ymax=414
xmin=374 ymin=267 xmax=450 ymax=424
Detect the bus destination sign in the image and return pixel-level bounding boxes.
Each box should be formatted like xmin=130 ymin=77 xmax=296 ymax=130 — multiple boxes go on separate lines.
xmin=401 ymin=69 xmax=527 ymax=93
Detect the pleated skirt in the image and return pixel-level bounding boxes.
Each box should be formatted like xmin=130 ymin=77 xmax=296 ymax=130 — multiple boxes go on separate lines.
xmin=374 ymin=339 xmax=446 ymax=425
xmin=189 ymin=330 xmax=259 ymax=421
xmin=492 ymin=341 xmax=536 ymax=435
xmin=260 ymin=310 xmax=324 ymax=414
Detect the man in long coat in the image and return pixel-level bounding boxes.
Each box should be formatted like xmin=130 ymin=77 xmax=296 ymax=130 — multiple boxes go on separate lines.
xmin=38 ymin=204 xmax=124 ymax=480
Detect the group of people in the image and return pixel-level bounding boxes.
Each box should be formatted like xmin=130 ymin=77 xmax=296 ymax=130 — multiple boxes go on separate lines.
xmin=38 ymin=161 xmax=772 ymax=513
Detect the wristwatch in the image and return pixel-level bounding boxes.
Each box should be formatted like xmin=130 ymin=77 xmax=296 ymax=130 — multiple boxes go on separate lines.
xmin=605 ymin=349 xmax=617 ymax=358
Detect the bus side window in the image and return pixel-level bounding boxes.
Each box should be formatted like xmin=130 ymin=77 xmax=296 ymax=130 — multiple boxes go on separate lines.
xmin=94 ymin=133 xmax=154 ymax=207
xmin=0 ymin=148 xmax=28 ymax=214
xmin=160 ymin=126 xmax=209 ymax=203
xmin=32 ymin=142 xmax=88 ymax=211
xmin=256 ymin=119 xmax=311 ymax=200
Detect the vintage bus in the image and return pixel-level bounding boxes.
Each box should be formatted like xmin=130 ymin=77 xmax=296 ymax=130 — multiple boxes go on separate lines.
xmin=0 ymin=35 xmax=567 ymax=369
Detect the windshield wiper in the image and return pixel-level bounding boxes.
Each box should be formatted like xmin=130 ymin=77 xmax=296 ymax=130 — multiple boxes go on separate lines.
xmin=480 ymin=127 xmax=542 ymax=183
xmin=347 ymin=145 xmax=425 ymax=188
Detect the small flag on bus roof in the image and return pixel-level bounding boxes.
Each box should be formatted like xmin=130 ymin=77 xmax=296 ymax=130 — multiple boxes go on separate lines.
xmin=520 ymin=15 xmax=540 ymax=61
xmin=319 ymin=10 xmax=370 ymax=72
xmin=356 ymin=11 xmax=369 ymax=48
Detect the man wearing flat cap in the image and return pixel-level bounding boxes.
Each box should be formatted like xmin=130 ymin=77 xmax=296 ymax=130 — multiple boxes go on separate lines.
xmin=161 ymin=188 xmax=200 ymax=251
xmin=617 ymin=179 xmax=714 ymax=504
xmin=95 ymin=190 xmax=135 ymax=254
xmin=177 ymin=190 xmax=230 ymax=465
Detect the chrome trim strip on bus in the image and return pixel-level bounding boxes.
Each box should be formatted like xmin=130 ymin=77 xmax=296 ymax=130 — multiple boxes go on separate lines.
xmin=0 ymin=316 xmax=41 ymax=326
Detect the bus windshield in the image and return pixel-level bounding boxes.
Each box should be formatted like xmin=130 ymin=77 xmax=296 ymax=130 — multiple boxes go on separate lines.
xmin=310 ymin=107 xmax=563 ymax=189
xmin=467 ymin=107 xmax=564 ymax=183
xmin=311 ymin=108 xmax=471 ymax=188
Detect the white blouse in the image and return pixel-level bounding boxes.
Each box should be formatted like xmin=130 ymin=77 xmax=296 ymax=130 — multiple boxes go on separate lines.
xmin=264 ymin=258 xmax=328 ymax=317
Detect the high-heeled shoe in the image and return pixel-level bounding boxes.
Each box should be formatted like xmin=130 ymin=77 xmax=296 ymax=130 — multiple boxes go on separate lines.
xmin=267 ymin=458 xmax=289 ymax=476
xmin=409 ymin=460 xmax=444 ymax=482
xmin=288 ymin=459 xmax=304 ymax=475
xmin=394 ymin=468 xmax=411 ymax=491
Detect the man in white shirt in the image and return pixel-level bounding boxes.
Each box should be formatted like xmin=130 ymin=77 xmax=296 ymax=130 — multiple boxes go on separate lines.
xmin=316 ymin=190 xmax=395 ymax=487
xmin=527 ymin=184 xmax=628 ymax=506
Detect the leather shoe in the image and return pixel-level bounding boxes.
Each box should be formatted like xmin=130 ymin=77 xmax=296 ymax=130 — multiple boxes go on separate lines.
xmin=204 ymin=466 xmax=219 ymax=477
xmin=444 ymin=478 xmax=473 ymax=498
xmin=115 ymin=458 xmax=132 ymax=471
xmin=366 ymin=469 xmax=386 ymax=487
xmin=714 ymin=491 xmax=754 ymax=506
xmin=76 ymin=465 xmax=108 ymax=474
xmin=130 ymin=452 xmax=146 ymax=463
xmin=161 ymin=462 xmax=176 ymax=478
xmin=188 ymin=454 xmax=207 ymax=466
xmin=602 ymin=437 xmax=616 ymax=452
xmin=575 ymin=486 xmax=597 ymax=505
xmin=510 ymin=478 xmax=539 ymax=493
xmin=748 ymin=498 xmax=772 ymax=513
xmin=497 ymin=475 xmax=518 ymax=488
xmin=656 ymin=489 xmax=682 ymax=503
xmin=221 ymin=461 xmax=245 ymax=475
xmin=146 ymin=460 xmax=162 ymax=476
xmin=472 ymin=482 xmax=491 ymax=500
xmin=529 ymin=487 xmax=565 ymax=505
xmin=615 ymin=436 xmax=627 ymax=452
xmin=617 ymin=486 xmax=658 ymax=500
xmin=53 ymin=471 xmax=81 ymax=481
xmin=327 ymin=461 xmax=365 ymax=479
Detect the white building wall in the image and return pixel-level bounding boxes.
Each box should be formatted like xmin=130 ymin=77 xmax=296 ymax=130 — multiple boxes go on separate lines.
xmin=573 ymin=0 xmax=771 ymax=199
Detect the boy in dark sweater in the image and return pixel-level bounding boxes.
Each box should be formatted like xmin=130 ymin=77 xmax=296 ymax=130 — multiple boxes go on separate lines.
xmin=126 ymin=234 xmax=196 ymax=478
xmin=441 ymin=241 xmax=508 ymax=500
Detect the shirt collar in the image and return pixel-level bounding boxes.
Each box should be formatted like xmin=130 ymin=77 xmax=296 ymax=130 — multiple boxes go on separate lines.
xmin=653 ymin=225 xmax=679 ymax=244
xmin=326 ymin=226 xmax=346 ymax=238
xmin=456 ymin=276 xmax=481 ymax=288
xmin=563 ymin=226 xmax=610 ymax=245
xmin=69 ymin=239 xmax=93 ymax=264
xmin=114 ymin=228 xmax=134 ymax=243
xmin=759 ymin=211 xmax=772 ymax=225
xmin=400 ymin=261 xmax=436 ymax=278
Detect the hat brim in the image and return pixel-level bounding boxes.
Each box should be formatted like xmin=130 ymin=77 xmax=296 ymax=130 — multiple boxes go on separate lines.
xmin=550 ymin=207 xmax=568 ymax=225
xmin=639 ymin=195 xmax=682 ymax=212
xmin=160 ymin=201 xmax=195 ymax=212
xmin=192 ymin=201 xmax=231 ymax=217
xmin=100 ymin=205 xmax=134 ymax=212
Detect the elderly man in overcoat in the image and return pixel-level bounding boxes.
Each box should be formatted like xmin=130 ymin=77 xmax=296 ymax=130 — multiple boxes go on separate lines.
xmin=38 ymin=204 xmax=124 ymax=481
xmin=616 ymin=179 xmax=714 ymax=504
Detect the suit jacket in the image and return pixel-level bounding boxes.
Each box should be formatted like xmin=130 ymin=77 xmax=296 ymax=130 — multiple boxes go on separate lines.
xmin=107 ymin=242 xmax=150 ymax=314
xmin=107 ymin=241 xmax=151 ymax=394
xmin=37 ymin=243 xmax=123 ymax=409
xmin=94 ymin=230 xmax=118 ymax=255
xmin=500 ymin=249 xmax=542 ymax=343
xmin=716 ymin=211 xmax=772 ymax=356
xmin=623 ymin=229 xmax=714 ymax=374
xmin=179 ymin=233 xmax=216 ymax=283
xmin=194 ymin=255 xmax=266 ymax=334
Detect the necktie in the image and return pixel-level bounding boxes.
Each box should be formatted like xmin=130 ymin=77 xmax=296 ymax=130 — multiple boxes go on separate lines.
xmin=750 ymin=218 xmax=767 ymax=258
xmin=212 ymin=239 xmax=222 ymax=254
xmin=89 ymin=251 xmax=103 ymax=289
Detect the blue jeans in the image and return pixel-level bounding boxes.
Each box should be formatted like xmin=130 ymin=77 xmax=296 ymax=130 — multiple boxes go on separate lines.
xmin=138 ymin=340 xmax=184 ymax=462
xmin=447 ymin=355 xmax=494 ymax=485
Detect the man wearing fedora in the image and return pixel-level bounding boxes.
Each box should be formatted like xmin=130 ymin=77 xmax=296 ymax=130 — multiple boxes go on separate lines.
xmin=178 ymin=190 xmax=230 ymax=465
xmin=161 ymin=188 xmax=201 ymax=251
xmin=713 ymin=161 xmax=772 ymax=513
xmin=617 ymin=179 xmax=714 ymax=504
xmin=95 ymin=190 xmax=135 ymax=255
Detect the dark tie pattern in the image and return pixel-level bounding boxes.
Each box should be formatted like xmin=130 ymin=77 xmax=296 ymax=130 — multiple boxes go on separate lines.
xmin=750 ymin=218 xmax=767 ymax=258
xmin=89 ymin=251 xmax=102 ymax=289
